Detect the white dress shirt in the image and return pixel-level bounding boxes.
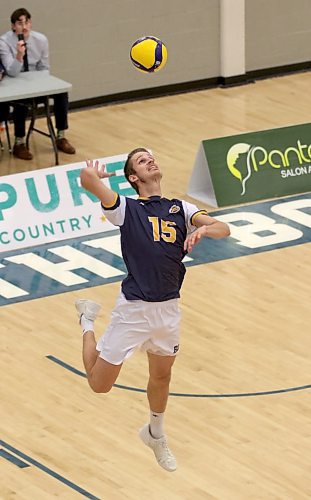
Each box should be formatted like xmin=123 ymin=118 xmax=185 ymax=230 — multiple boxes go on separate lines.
xmin=0 ymin=30 xmax=49 ymax=77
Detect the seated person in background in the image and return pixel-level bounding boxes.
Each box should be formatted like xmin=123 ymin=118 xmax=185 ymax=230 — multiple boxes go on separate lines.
xmin=0 ymin=7 xmax=75 ymax=160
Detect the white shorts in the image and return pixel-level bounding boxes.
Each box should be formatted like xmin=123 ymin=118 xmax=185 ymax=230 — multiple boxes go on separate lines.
xmin=96 ymin=292 xmax=181 ymax=365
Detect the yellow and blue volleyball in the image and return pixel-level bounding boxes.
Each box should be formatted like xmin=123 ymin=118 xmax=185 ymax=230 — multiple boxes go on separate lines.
xmin=130 ymin=36 xmax=167 ymax=73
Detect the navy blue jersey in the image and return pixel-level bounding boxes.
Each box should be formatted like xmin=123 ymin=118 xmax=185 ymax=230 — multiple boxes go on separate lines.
xmin=102 ymin=195 xmax=207 ymax=301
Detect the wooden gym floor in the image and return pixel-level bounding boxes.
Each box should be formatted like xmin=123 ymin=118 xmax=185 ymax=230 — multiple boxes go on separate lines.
xmin=0 ymin=72 xmax=310 ymax=499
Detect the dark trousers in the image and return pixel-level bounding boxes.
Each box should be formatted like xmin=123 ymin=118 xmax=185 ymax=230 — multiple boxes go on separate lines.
xmin=12 ymin=92 xmax=69 ymax=138
xmin=0 ymin=102 xmax=10 ymax=122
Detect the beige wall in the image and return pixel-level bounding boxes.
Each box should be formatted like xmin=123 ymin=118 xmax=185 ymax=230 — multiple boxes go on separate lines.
xmin=1 ymin=1 xmax=311 ymax=103
xmin=245 ymin=0 xmax=311 ymax=70
xmin=0 ymin=0 xmax=220 ymax=102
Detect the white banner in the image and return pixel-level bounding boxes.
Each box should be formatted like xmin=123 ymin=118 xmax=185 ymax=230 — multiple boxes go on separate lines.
xmin=0 ymin=153 xmax=135 ymax=252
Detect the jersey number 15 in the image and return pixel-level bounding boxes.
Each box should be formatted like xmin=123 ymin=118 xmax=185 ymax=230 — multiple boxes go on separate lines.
xmin=148 ymin=217 xmax=177 ymax=243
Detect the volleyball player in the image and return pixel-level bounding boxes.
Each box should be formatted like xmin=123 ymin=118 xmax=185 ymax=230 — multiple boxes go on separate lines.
xmin=75 ymin=148 xmax=230 ymax=471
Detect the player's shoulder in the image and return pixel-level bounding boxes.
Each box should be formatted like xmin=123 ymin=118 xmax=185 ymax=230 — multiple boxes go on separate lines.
xmin=166 ymin=198 xmax=184 ymax=210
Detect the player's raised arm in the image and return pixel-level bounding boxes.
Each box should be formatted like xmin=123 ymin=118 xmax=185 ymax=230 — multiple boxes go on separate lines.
xmin=184 ymin=212 xmax=230 ymax=253
xmin=80 ymin=160 xmax=117 ymax=207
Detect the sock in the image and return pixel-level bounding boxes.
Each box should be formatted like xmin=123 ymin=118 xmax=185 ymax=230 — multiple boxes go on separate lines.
xmin=15 ymin=137 xmax=25 ymax=145
xmin=57 ymin=130 xmax=65 ymax=139
xmin=80 ymin=314 xmax=94 ymax=335
xmin=149 ymin=411 xmax=165 ymax=439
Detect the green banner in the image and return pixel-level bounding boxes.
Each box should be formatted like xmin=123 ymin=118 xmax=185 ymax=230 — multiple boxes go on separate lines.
xmin=203 ymin=123 xmax=311 ymax=206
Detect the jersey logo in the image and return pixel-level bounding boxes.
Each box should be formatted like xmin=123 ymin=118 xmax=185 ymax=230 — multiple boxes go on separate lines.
xmin=169 ymin=205 xmax=180 ymax=214
xmin=173 ymin=344 xmax=180 ymax=354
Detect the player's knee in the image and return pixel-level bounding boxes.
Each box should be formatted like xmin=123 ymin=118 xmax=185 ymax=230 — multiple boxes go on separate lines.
xmin=150 ymin=370 xmax=171 ymax=386
xmin=88 ymin=379 xmax=113 ymax=394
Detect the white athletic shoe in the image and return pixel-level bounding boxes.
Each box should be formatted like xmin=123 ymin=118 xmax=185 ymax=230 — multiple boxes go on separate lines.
xmin=139 ymin=424 xmax=177 ymax=472
xmin=75 ymin=299 xmax=101 ymax=321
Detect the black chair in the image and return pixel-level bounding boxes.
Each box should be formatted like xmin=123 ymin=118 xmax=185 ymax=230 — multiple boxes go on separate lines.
xmin=25 ymin=96 xmax=59 ymax=165
xmin=2 ymin=97 xmax=59 ymax=164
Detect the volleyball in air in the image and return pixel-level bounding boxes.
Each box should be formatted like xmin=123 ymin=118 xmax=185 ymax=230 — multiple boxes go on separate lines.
xmin=130 ymin=36 xmax=167 ymax=73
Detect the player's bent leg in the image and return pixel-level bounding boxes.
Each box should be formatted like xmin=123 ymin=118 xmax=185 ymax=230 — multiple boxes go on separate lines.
xmin=86 ymin=355 xmax=123 ymax=393
xmin=82 ymin=331 xmax=99 ymax=374
xmin=75 ymin=298 xmax=122 ymax=393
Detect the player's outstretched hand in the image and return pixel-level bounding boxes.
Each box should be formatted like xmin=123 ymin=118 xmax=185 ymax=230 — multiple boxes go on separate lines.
xmin=85 ymin=159 xmax=116 ymax=179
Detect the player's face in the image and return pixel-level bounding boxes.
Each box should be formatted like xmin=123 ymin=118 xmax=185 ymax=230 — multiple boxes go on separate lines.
xmin=130 ymin=151 xmax=162 ymax=183
xmin=12 ymin=16 xmax=32 ymax=39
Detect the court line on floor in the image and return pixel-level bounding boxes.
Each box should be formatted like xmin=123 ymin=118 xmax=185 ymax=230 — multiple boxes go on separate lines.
xmin=47 ymin=355 xmax=311 ymax=398
xmin=0 ymin=440 xmax=100 ymax=500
